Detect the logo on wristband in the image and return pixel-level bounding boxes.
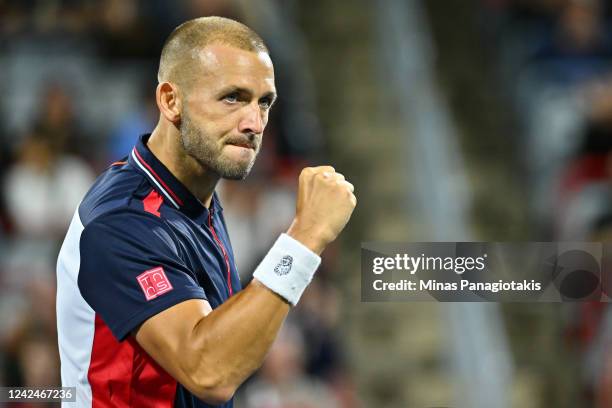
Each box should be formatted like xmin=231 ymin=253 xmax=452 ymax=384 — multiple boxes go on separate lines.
xmin=274 ymin=255 xmax=293 ymax=276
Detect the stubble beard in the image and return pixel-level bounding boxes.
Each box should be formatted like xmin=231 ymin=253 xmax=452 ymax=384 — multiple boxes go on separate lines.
xmin=179 ymin=109 xmax=259 ymax=180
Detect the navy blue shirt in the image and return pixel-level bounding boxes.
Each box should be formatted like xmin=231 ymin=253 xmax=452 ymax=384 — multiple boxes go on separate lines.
xmin=62 ymin=134 xmax=241 ymax=407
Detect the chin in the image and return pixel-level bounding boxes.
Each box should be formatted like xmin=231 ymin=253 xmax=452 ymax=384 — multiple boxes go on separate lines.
xmin=221 ymin=171 xmax=249 ymax=181
xmin=218 ymin=163 xmax=254 ymax=180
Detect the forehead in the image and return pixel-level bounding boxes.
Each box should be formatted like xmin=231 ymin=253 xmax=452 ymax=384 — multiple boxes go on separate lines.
xmin=191 ymin=43 xmax=275 ymax=92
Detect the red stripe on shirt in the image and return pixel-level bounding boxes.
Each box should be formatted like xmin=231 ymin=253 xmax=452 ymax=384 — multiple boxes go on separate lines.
xmin=88 ymin=314 xmax=177 ymax=407
xmin=133 ymin=148 xmax=184 ymax=206
xmin=208 ymin=210 xmax=233 ymax=296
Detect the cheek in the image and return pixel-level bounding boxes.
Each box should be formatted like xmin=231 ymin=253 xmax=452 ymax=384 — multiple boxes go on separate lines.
xmin=188 ymin=102 xmax=219 ymax=122
xmin=187 ymin=107 xmax=232 ymax=133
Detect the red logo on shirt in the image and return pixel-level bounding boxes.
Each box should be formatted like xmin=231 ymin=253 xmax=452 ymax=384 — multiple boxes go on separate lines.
xmin=137 ymin=267 xmax=173 ymax=301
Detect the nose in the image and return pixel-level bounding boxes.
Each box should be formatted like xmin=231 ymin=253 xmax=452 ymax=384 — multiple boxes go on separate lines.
xmin=238 ymin=103 xmax=265 ymax=135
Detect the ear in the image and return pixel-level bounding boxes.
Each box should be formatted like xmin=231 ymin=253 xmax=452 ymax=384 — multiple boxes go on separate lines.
xmin=156 ymin=82 xmax=182 ymax=124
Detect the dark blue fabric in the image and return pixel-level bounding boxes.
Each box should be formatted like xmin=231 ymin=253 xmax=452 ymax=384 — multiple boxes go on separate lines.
xmin=78 ymin=209 xmax=208 ymax=340
xmin=76 ymin=134 xmax=241 ymax=408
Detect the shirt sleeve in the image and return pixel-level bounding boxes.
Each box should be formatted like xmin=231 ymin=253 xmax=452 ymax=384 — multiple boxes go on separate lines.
xmin=78 ymin=208 xmax=207 ymax=340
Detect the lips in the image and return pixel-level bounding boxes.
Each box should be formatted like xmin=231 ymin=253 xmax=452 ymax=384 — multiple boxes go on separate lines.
xmin=226 ymin=140 xmax=256 ymax=150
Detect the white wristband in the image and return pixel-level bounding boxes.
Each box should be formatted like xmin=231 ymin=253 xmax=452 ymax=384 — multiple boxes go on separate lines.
xmin=253 ymin=233 xmax=321 ymax=306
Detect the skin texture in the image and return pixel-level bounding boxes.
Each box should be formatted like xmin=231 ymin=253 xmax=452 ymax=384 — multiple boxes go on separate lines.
xmin=148 ymin=44 xmax=275 ymax=207
xmin=135 ymin=42 xmax=356 ymax=404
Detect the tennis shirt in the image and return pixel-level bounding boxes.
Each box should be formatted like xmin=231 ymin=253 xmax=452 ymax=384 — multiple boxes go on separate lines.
xmin=56 ymin=134 xmax=241 ymax=407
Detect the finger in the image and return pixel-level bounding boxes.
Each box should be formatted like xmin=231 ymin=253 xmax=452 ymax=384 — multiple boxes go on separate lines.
xmin=299 ymin=167 xmax=315 ymax=182
xmin=312 ymin=166 xmax=335 ymax=174
xmin=321 ymin=171 xmax=345 ymax=181
xmin=341 ymin=180 xmax=354 ymax=193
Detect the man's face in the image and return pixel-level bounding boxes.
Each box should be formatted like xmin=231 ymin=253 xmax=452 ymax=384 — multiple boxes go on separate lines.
xmin=178 ymin=43 xmax=276 ymax=180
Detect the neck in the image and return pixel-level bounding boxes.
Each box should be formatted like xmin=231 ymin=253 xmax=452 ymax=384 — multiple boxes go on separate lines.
xmin=147 ymin=120 xmax=219 ymax=208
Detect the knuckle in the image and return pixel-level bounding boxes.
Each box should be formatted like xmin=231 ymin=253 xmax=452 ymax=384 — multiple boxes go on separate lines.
xmin=313 ymin=165 xmax=335 ymax=175
xmin=316 ymin=171 xmax=333 ymax=182
xmin=300 ymin=167 xmax=314 ymax=181
xmin=339 ymin=180 xmax=354 ymax=192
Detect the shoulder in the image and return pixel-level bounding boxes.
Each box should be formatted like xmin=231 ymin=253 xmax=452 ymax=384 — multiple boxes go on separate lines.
xmin=81 ymin=206 xmax=180 ymax=254
xmin=78 ymin=162 xmax=151 ymax=227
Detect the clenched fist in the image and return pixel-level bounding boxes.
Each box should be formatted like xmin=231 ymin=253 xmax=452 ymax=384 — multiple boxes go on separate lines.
xmin=287 ymin=166 xmax=356 ymax=254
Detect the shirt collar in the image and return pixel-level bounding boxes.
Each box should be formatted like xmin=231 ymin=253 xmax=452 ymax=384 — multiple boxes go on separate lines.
xmin=128 ymin=134 xmax=223 ymax=217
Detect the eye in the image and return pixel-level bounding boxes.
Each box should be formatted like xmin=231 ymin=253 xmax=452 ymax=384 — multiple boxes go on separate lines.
xmin=259 ymin=98 xmax=272 ymax=109
xmin=223 ymin=93 xmax=239 ymax=104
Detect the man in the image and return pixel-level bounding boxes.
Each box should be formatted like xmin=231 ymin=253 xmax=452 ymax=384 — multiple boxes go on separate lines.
xmin=56 ymin=16 xmax=356 ymax=408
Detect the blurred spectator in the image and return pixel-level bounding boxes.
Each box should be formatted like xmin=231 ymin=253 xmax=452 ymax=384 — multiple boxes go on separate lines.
xmin=3 ymin=128 xmax=93 ymax=238
xmin=31 ymin=83 xmax=84 ymax=157
xmin=2 ymin=80 xmax=94 ymax=237
xmin=297 ymin=279 xmax=344 ymax=379
xmin=93 ymin=0 xmax=159 ymax=60
xmin=495 ymin=0 xmax=612 ymax=232
xmin=473 ymin=2 xmax=612 ymax=405
xmin=529 ymin=0 xmax=612 ymax=85
xmin=554 ymin=75 xmax=612 ymax=235
xmin=3 ymin=319 xmax=60 ymax=408
xmin=297 ymin=277 xmax=360 ymax=408
xmin=0 ymin=0 xmax=95 ymax=38
xmin=241 ymin=321 xmax=341 ymax=408
xmin=106 ymin=80 xmax=157 ymax=161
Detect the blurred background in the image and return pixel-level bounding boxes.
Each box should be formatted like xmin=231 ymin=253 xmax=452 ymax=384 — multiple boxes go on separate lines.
xmin=0 ymin=0 xmax=612 ymax=407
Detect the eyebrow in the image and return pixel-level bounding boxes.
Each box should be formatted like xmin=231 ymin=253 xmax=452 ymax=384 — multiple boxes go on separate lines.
xmin=218 ymin=86 xmax=277 ymax=105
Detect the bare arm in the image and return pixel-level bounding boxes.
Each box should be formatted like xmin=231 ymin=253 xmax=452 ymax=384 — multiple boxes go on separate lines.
xmin=135 ymin=280 xmax=289 ymax=404
xmin=134 ymin=166 xmax=355 ymax=404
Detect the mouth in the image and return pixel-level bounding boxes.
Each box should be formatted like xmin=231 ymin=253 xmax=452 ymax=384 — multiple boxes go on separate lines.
xmin=226 ymin=141 xmax=256 ymax=150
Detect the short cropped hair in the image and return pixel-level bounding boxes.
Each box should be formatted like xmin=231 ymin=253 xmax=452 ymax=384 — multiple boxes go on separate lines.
xmin=157 ymin=16 xmax=269 ymax=86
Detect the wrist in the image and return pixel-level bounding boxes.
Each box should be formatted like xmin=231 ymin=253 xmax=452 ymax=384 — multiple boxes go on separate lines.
xmin=286 ymin=220 xmax=327 ymax=255
xmin=252 ymin=233 xmax=322 ymax=306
